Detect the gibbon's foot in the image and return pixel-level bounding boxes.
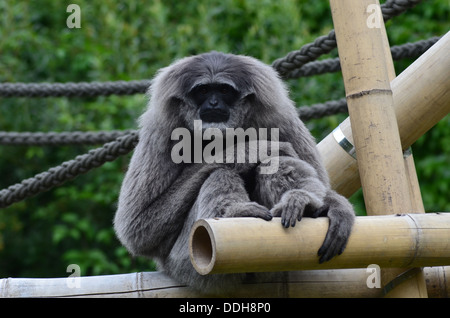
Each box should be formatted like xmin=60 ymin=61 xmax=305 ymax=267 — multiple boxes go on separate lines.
xmin=271 ymin=189 xmax=324 ymax=228
xmin=224 ymin=201 xmax=273 ymax=221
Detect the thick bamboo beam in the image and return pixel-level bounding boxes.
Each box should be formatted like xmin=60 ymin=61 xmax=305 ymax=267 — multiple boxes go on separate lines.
xmin=377 ymin=4 xmax=425 ymax=215
xmin=329 ymin=0 xmax=431 ymax=297
xmin=189 ymin=214 xmax=450 ymax=275
xmin=317 ymin=31 xmax=450 ymax=198
xmin=0 ymin=272 xmax=203 ymax=298
xmin=330 ymin=0 xmax=413 ymax=214
xmin=1 ymin=267 xmax=448 ymax=298
xmin=330 ymin=0 xmax=429 ymax=297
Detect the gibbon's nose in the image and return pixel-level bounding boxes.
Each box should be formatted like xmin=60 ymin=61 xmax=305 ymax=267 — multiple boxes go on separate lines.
xmin=208 ymin=96 xmax=219 ymax=107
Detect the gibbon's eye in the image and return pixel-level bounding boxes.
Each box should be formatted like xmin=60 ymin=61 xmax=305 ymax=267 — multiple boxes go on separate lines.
xmin=220 ymin=85 xmax=229 ymax=94
xmin=199 ymin=86 xmax=209 ymax=95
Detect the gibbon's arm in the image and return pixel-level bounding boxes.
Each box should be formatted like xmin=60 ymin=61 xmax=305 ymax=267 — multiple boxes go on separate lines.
xmin=114 ymin=139 xmax=298 ymax=257
xmin=114 ymin=163 xmax=224 ymax=256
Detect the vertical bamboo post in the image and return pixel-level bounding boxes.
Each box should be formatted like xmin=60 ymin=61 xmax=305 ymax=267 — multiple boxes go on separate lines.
xmin=379 ymin=18 xmax=425 ymax=214
xmin=378 ymin=11 xmax=428 ymax=298
xmin=330 ymin=0 xmax=412 ymax=215
xmin=329 ymin=0 xmax=427 ymax=297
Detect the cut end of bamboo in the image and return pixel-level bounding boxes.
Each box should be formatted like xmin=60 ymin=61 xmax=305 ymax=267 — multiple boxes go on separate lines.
xmin=189 ymin=219 xmax=216 ymax=275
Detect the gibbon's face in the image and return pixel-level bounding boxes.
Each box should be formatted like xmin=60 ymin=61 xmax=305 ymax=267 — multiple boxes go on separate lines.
xmin=177 ymin=52 xmax=257 ymax=131
xmin=188 ymin=83 xmax=240 ymax=124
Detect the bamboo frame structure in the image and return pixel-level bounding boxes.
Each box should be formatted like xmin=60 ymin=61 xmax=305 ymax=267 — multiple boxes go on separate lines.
xmin=320 ymin=11 xmax=450 ymax=296
xmin=330 ymin=0 xmax=413 ymax=214
xmin=187 ymin=28 xmax=450 ymax=278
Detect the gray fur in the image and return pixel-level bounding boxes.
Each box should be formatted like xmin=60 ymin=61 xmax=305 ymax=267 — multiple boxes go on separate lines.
xmin=114 ymin=51 xmax=355 ymax=295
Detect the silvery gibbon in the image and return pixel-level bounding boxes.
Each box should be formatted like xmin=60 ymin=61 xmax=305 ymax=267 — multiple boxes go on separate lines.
xmin=114 ymin=51 xmax=354 ymax=295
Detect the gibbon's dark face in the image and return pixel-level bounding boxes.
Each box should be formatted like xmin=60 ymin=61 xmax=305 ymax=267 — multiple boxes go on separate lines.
xmin=173 ymin=51 xmax=258 ymax=131
xmin=189 ymin=83 xmax=240 ymax=123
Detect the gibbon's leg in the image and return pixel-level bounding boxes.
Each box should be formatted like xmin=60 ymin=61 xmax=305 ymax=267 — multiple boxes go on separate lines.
xmin=196 ymin=167 xmax=273 ymax=220
xmin=161 ymin=167 xmax=272 ymax=294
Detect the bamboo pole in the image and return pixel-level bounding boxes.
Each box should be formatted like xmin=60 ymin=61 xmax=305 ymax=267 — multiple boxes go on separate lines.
xmin=330 ymin=0 xmax=427 ymax=297
xmin=330 ymin=0 xmax=413 ymax=214
xmin=317 ymin=31 xmax=450 ymax=198
xmin=378 ymin=10 xmax=425 ymax=214
xmin=403 ymin=150 xmax=425 ymax=213
xmin=382 ymin=149 xmax=429 ymax=298
xmin=1 ymin=268 xmax=448 ymax=298
xmin=189 ymin=214 xmax=450 ymax=275
xmin=424 ymin=266 xmax=450 ymax=298
xmin=376 ymin=1 xmax=427 ymax=297
xmin=0 ymin=272 xmax=203 ymax=298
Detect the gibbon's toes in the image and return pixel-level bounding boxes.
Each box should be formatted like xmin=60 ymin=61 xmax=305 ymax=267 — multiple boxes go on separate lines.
xmin=226 ymin=202 xmax=272 ymax=221
xmin=270 ymin=192 xmax=309 ymax=228
xmin=247 ymin=202 xmax=273 ymax=221
xmin=271 ymin=204 xmax=303 ymax=228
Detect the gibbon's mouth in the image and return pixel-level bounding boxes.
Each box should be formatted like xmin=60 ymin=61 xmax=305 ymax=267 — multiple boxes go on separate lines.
xmin=200 ymin=110 xmax=230 ymax=123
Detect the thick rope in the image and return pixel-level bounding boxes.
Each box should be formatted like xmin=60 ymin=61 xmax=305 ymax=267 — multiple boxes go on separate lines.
xmin=0 ymin=80 xmax=152 ymax=98
xmin=0 ymin=132 xmax=138 ymax=208
xmin=0 ymin=36 xmax=438 ymax=147
xmin=272 ymin=0 xmax=422 ymax=77
xmin=0 ymin=130 xmax=134 ymax=146
xmin=0 ymin=99 xmax=351 ymax=147
xmin=0 ymin=36 xmax=433 ymax=98
xmin=298 ymin=98 xmax=348 ymax=121
xmin=284 ymin=36 xmax=440 ymax=79
xmin=380 ymin=0 xmax=422 ymax=20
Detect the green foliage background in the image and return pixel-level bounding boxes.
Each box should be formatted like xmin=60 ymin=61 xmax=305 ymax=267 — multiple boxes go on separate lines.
xmin=0 ymin=1 xmax=448 ymax=278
